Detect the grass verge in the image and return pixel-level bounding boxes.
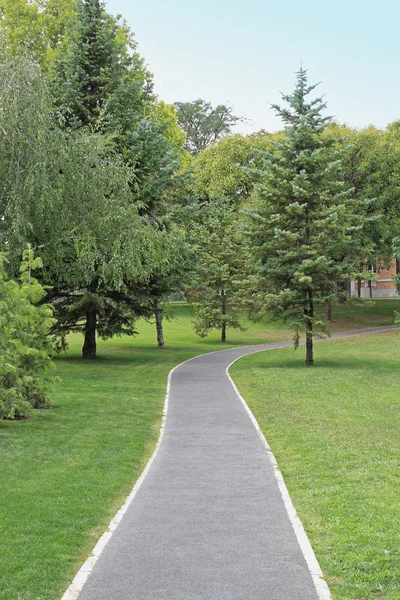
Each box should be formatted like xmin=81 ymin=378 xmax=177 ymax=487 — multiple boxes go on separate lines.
xmin=0 ymin=300 xmax=399 ymax=600
xmin=230 ymin=330 xmax=400 ymax=600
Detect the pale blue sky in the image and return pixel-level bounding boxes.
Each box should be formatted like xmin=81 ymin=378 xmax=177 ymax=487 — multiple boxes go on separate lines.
xmin=106 ymin=0 xmax=400 ymax=134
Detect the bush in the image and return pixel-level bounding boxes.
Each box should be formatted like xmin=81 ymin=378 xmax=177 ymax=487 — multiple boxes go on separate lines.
xmin=0 ymin=246 xmax=55 ymax=419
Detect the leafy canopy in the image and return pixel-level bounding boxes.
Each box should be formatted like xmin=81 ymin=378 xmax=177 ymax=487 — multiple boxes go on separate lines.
xmin=175 ymin=99 xmax=243 ymax=156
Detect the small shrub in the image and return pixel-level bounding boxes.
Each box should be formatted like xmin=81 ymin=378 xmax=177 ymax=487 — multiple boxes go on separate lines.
xmin=0 ymin=246 xmax=55 ymax=419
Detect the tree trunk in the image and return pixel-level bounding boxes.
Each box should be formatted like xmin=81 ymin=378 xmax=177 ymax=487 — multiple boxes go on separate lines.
xmin=305 ymin=290 xmax=314 ymax=366
xmin=325 ymin=301 xmax=332 ymax=322
xmin=336 ymin=281 xmax=348 ymax=304
xmin=221 ymin=322 xmax=226 ymax=343
xmin=357 ymin=277 xmax=361 ymax=298
xmin=221 ymin=291 xmax=226 ymax=343
xmin=368 ymin=279 xmax=373 ymax=298
xmin=396 ymin=259 xmax=400 ymax=275
xmin=155 ymin=301 xmax=165 ymax=349
xmin=82 ymin=309 xmax=97 ymax=359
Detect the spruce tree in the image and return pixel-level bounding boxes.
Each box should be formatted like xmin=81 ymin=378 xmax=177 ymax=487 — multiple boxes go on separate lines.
xmin=51 ymin=0 xmax=152 ymax=131
xmin=246 ymin=69 xmax=365 ymax=365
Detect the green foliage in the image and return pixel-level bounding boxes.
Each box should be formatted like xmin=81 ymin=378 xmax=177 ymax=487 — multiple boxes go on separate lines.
xmin=40 ymin=133 xmax=181 ymax=355
xmin=188 ymin=200 xmax=246 ymax=342
xmin=175 ymin=98 xmax=243 ymax=156
xmin=246 ymin=69 xmax=368 ymax=364
xmin=193 ymin=132 xmax=278 ymax=206
xmin=50 ymin=0 xmax=153 ymax=131
xmin=0 ymin=57 xmax=65 ymax=259
xmin=337 ymin=123 xmax=395 ymax=267
xmin=49 ymin=0 xmax=181 ymax=216
xmin=148 ymin=100 xmax=186 ymax=153
xmin=0 ymin=30 xmax=182 ymax=358
xmin=0 ymin=247 xmax=54 ymax=420
xmin=46 ymin=1 xmax=185 ymax=357
xmin=0 ymin=0 xmax=76 ymax=69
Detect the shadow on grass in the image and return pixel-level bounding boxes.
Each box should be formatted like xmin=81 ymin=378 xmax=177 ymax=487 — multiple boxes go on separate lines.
xmin=248 ymin=355 xmax=400 ymax=372
xmin=52 ymin=341 xmax=266 ymax=364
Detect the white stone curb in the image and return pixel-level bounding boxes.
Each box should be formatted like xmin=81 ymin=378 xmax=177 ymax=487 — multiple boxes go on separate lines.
xmin=60 ymin=362 xmax=173 ymax=599
xmin=226 ymin=353 xmax=332 ymax=600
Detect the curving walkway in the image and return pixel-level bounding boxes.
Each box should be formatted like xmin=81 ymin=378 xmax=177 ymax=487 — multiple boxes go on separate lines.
xmin=66 ymin=326 xmax=395 ymax=600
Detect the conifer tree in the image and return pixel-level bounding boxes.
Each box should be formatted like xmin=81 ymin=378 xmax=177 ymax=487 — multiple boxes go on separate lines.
xmin=246 ymin=69 xmax=366 ymax=365
xmin=189 ymin=199 xmax=245 ymax=342
xmin=51 ymin=0 xmax=152 ymax=131
xmin=48 ymin=1 xmax=183 ymax=356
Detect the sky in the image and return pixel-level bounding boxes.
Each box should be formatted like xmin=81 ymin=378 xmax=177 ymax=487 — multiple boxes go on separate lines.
xmin=105 ymin=0 xmax=400 ymax=135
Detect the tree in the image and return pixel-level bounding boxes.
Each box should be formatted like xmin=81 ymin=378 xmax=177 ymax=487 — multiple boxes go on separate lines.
xmin=0 ymin=247 xmax=54 ymax=420
xmin=0 ymin=58 xmax=179 ymax=359
xmin=50 ymin=0 xmax=153 ymax=132
xmin=193 ymin=133 xmax=277 ymax=206
xmin=175 ymin=99 xmax=243 ymax=156
xmin=188 ymin=199 xmax=245 ymax=342
xmin=42 ymin=134 xmax=177 ymax=359
xmin=346 ymin=124 xmax=400 ymax=263
xmin=130 ymin=232 xmax=191 ymax=349
xmin=47 ymin=1 xmax=184 ymax=356
xmin=0 ymin=0 xmax=76 ymax=69
xmin=246 ymin=69 xmax=367 ymax=365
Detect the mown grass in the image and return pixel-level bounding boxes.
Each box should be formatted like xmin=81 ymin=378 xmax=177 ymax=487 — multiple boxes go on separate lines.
xmin=0 ymin=300 xmax=399 ymax=600
xmin=231 ymin=331 xmax=400 ymax=600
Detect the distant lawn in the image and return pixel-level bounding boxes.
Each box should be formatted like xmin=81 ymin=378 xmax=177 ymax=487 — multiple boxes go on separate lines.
xmin=0 ymin=300 xmax=399 ymax=600
xmin=231 ymin=330 xmax=400 ymax=600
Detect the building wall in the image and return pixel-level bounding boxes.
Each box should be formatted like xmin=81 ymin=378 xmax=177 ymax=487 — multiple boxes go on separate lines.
xmin=350 ymin=261 xmax=398 ymax=298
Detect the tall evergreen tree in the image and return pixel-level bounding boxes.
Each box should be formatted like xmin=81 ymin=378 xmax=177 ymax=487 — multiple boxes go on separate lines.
xmin=51 ymin=0 xmax=152 ymax=131
xmin=246 ymin=69 xmax=368 ymax=365
xmin=47 ymin=0 xmax=184 ymax=356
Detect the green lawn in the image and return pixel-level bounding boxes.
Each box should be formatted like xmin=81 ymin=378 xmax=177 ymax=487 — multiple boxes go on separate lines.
xmin=231 ymin=330 xmax=400 ymax=600
xmin=0 ymin=300 xmax=399 ymax=600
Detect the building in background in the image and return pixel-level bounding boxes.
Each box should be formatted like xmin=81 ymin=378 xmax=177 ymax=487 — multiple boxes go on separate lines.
xmin=350 ymin=262 xmax=398 ymax=298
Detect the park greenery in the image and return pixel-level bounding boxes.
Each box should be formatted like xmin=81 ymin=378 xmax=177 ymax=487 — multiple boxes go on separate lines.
xmin=0 ymin=246 xmax=54 ymax=419
xmin=1 ymin=2 xmax=400 ymax=599
xmin=1 ymin=0 xmax=400 ymax=370
xmin=1 ymin=303 xmax=399 ymax=600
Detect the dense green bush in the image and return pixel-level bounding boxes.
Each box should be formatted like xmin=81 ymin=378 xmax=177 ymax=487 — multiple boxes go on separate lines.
xmin=0 ymin=246 xmax=55 ymax=419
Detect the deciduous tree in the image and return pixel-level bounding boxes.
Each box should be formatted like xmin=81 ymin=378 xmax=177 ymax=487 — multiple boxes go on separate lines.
xmin=175 ymin=99 xmax=243 ymax=156
xmin=0 ymin=247 xmax=54 ymax=420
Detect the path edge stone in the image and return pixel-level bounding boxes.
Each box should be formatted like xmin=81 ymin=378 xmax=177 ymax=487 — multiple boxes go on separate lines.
xmin=226 ymin=353 xmax=332 ymax=600
xmin=60 ymin=356 xmax=184 ymax=599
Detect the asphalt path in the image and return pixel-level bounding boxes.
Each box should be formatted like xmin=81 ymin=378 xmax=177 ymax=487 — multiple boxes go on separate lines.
xmin=74 ymin=326 xmax=395 ymax=600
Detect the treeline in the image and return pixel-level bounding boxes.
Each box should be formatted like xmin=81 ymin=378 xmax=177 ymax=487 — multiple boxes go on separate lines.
xmin=1 ymin=0 xmax=400 ymax=418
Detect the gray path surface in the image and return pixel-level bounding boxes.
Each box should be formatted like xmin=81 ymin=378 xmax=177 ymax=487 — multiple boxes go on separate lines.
xmin=77 ymin=326 xmax=395 ymax=600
